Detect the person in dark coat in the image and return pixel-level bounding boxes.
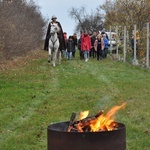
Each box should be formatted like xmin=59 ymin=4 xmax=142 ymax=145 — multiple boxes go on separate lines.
xmin=44 ymin=15 xmax=66 ymax=51
xmin=90 ymin=31 xmax=97 ymax=58
xmin=78 ymin=36 xmax=84 ymax=59
xmin=72 ymin=33 xmax=77 ymax=58
xmin=66 ymin=36 xmax=75 ymax=60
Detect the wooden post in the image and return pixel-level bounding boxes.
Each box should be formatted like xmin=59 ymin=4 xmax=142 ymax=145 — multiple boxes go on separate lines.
xmin=132 ymin=24 xmax=138 ymax=65
xmin=146 ymin=23 xmax=150 ymax=68
xmin=134 ymin=25 xmax=137 ymax=60
xmin=123 ymin=26 xmax=126 ymax=62
xmin=127 ymin=30 xmax=129 ymax=48
xmin=116 ymin=26 xmax=119 ymax=59
xmin=109 ymin=26 xmax=112 ymax=55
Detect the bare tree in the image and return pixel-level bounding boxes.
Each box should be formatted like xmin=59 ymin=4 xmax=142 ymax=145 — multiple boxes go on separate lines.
xmin=68 ymin=6 xmax=104 ymax=33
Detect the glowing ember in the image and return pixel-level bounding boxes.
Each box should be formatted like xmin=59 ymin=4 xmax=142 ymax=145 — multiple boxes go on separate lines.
xmin=68 ymin=103 xmax=126 ymax=132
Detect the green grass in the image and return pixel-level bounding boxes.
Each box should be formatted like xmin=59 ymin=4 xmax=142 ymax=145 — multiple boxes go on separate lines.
xmin=0 ymin=50 xmax=150 ymax=150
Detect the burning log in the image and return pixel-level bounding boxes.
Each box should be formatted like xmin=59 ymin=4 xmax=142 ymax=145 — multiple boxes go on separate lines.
xmin=68 ymin=111 xmax=103 ymax=132
xmin=67 ymin=112 xmax=77 ymax=132
xmin=67 ymin=103 xmax=126 ymax=132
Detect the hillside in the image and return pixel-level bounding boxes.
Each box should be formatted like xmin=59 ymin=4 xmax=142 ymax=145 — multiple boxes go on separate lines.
xmin=0 ymin=50 xmax=150 ymax=150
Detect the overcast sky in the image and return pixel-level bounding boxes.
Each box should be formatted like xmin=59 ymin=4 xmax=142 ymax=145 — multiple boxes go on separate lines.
xmin=34 ymin=0 xmax=105 ymax=36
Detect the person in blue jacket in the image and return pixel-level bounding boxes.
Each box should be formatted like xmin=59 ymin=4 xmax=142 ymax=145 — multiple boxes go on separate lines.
xmin=102 ymin=34 xmax=109 ymax=58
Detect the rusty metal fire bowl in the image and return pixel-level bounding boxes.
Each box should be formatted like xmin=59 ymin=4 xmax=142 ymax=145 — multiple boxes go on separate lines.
xmin=47 ymin=121 xmax=126 ymax=150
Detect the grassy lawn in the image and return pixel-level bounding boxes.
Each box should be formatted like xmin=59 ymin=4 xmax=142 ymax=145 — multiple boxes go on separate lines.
xmin=0 ymin=50 xmax=150 ymax=150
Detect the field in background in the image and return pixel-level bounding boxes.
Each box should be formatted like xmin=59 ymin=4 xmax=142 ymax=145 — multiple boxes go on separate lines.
xmin=0 ymin=50 xmax=150 ymax=150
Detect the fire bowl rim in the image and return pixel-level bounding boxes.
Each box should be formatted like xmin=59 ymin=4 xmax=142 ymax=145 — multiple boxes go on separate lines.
xmin=47 ymin=121 xmax=126 ymax=133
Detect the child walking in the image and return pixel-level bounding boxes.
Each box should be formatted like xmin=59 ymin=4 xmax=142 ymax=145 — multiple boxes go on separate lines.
xmin=102 ymin=34 xmax=109 ymax=58
xmin=66 ymin=36 xmax=75 ymax=60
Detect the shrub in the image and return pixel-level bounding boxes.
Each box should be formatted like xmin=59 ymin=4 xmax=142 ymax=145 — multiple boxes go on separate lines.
xmin=0 ymin=0 xmax=47 ymax=60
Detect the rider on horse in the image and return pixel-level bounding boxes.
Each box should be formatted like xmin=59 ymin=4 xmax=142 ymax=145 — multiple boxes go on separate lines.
xmin=44 ymin=15 xmax=66 ymax=51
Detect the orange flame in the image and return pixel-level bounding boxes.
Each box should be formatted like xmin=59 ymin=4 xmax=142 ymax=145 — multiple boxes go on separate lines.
xmin=78 ymin=110 xmax=89 ymax=120
xmin=79 ymin=103 xmax=126 ymax=132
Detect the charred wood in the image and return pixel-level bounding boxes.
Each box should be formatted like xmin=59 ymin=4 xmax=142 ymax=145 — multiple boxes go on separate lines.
xmin=68 ymin=111 xmax=103 ymax=132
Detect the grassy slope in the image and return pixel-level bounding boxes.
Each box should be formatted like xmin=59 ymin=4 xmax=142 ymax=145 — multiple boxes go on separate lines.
xmin=0 ymin=50 xmax=150 ymax=150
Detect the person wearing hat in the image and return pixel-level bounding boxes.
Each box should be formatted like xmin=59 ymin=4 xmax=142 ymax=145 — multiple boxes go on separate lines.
xmin=44 ymin=15 xmax=66 ymax=51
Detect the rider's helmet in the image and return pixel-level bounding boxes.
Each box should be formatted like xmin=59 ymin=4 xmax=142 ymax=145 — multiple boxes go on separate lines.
xmin=51 ymin=15 xmax=57 ymax=20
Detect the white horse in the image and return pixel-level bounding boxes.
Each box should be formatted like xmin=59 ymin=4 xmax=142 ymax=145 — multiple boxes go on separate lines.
xmin=48 ymin=23 xmax=61 ymax=66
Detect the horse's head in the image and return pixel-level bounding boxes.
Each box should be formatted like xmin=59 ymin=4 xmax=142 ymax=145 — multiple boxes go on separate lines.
xmin=50 ymin=23 xmax=60 ymax=35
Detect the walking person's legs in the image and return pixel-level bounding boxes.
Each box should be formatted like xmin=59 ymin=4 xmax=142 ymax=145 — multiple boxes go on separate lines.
xmin=72 ymin=51 xmax=75 ymax=58
xmin=97 ymin=50 xmax=100 ymax=60
xmin=100 ymin=50 xmax=103 ymax=60
xmin=67 ymin=52 xmax=70 ymax=60
xmin=105 ymin=48 xmax=108 ymax=58
xmin=84 ymin=50 xmax=88 ymax=61
xmin=87 ymin=51 xmax=89 ymax=60
xmin=102 ymin=50 xmax=105 ymax=59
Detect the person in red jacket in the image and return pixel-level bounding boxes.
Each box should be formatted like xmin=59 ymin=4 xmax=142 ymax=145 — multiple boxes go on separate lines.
xmin=81 ymin=30 xmax=91 ymax=62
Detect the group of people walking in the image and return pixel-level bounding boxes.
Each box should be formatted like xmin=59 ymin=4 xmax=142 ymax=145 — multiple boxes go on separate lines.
xmin=64 ymin=30 xmax=109 ymax=62
xmin=44 ymin=15 xmax=109 ymax=62
xmin=62 ymin=33 xmax=77 ymax=60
